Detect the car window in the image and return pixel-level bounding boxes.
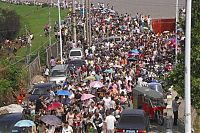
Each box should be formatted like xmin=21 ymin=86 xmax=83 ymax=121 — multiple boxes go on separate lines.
xmin=51 ymin=70 xmax=66 ymax=77
xmin=119 ymin=115 xmax=145 ymax=124
xmin=70 ymin=51 xmax=81 ymax=56
xmin=32 ymin=88 xmax=49 ymax=95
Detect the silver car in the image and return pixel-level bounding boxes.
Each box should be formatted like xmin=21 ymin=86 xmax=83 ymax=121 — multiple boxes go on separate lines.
xmin=49 ymin=64 xmax=67 ymax=85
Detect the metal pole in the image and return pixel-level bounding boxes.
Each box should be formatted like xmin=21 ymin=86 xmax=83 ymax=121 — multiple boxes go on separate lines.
xmin=48 ymin=0 xmax=52 ymax=46
xmin=175 ymin=0 xmax=178 ymax=65
xmin=88 ymin=0 xmax=92 ymax=47
xmin=184 ymin=0 xmax=192 ymax=131
xmin=58 ymin=0 xmax=63 ymax=64
xmin=72 ymin=0 xmax=77 ymax=44
xmin=85 ymin=0 xmax=88 ymax=45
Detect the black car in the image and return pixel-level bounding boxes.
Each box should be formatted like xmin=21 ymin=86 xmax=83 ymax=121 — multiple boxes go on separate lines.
xmin=28 ymin=82 xmax=56 ymax=102
xmin=0 ymin=113 xmax=23 ymax=133
xmin=116 ymin=109 xmax=149 ymax=133
xmin=67 ymin=59 xmax=86 ymax=71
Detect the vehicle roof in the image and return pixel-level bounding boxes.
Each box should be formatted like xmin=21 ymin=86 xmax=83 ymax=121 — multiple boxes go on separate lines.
xmin=51 ymin=64 xmax=67 ymax=70
xmin=70 ymin=48 xmax=82 ymax=51
xmin=0 ymin=113 xmax=23 ymax=123
xmin=33 ymin=82 xmax=55 ymax=88
xmin=121 ymin=108 xmax=145 ymax=116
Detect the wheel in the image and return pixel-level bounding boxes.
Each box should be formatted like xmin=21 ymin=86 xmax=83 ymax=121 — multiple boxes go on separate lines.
xmin=155 ymin=110 xmax=164 ymax=125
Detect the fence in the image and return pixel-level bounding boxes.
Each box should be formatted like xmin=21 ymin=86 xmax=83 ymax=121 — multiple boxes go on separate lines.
xmin=27 ymin=53 xmax=41 ymax=85
xmin=46 ymin=42 xmax=60 ymax=67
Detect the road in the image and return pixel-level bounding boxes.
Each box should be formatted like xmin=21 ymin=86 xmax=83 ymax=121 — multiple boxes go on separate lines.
xmin=90 ymin=0 xmax=185 ymax=19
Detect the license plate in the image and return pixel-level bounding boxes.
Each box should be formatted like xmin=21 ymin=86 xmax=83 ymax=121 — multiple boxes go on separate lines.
xmin=126 ymin=130 xmax=135 ymax=133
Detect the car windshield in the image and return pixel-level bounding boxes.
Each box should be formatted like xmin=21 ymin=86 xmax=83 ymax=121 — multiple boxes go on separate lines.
xmin=69 ymin=60 xmax=85 ymax=66
xmin=149 ymin=84 xmax=163 ymax=93
xmin=51 ymin=70 xmax=66 ymax=77
xmin=119 ymin=115 xmax=145 ymax=124
xmin=70 ymin=51 xmax=81 ymax=56
xmin=32 ymin=87 xmax=49 ymax=95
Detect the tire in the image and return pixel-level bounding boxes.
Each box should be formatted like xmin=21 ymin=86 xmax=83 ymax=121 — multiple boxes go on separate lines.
xmin=156 ymin=111 xmax=164 ymax=125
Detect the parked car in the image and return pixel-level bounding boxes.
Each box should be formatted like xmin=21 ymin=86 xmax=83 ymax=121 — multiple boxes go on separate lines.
xmin=28 ymin=82 xmax=56 ymax=102
xmin=69 ymin=48 xmax=84 ymax=60
xmin=0 ymin=113 xmax=23 ymax=133
xmin=115 ymin=108 xmax=149 ymax=133
xmin=49 ymin=64 xmax=67 ymax=85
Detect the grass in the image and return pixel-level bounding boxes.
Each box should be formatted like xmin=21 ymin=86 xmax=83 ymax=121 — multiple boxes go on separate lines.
xmin=194 ymin=110 xmax=200 ymax=132
xmin=0 ymin=1 xmax=68 ymax=57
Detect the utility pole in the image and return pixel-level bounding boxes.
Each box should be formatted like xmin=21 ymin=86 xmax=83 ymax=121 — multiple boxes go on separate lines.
xmin=72 ymin=0 xmax=77 ymax=44
xmin=48 ymin=0 xmax=52 ymax=46
xmin=175 ymin=0 xmax=179 ymax=65
xmin=58 ymin=0 xmax=63 ymax=64
xmin=85 ymin=0 xmax=88 ymax=45
xmin=88 ymin=0 xmax=92 ymax=47
xmin=184 ymin=0 xmax=192 ymax=132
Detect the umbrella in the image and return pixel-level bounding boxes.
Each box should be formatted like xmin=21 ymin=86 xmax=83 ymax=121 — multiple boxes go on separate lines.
xmin=56 ymin=90 xmax=71 ymax=96
xmin=112 ymin=65 xmax=122 ymax=68
xmin=90 ymin=81 xmax=104 ymax=88
xmin=81 ymin=94 xmax=95 ymax=101
xmin=127 ymin=57 xmax=138 ymax=62
xmin=14 ymin=120 xmax=35 ymax=127
xmin=131 ymin=49 xmax=139 ymax=54
xmin=41 ymin=115 xmax=61 ymax=126
xmin=133 ymin=85 xmax=163 ymax=99
xmin=163 ymin=30 xmax=170 ymax=34
xmin=47 ymin=102 xmax=62 ymax=111
xmin=84 ymin=76 xmax=96 ymax=81
xmin=104 ymin=68 xmax=115 ymax=73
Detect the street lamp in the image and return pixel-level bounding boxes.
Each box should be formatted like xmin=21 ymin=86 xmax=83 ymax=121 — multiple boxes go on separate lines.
xmin=58 ymin=0 xmax=63 ymax=64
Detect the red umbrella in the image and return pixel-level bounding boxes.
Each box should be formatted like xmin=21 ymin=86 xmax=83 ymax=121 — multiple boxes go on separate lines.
xmin=47 ymin=102 xmax=62 ymax=111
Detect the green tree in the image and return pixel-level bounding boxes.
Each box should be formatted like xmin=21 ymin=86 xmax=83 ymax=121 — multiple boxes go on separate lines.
xmin=0 ymin=8 xmax=20 ymax=43
xmin=165 ymin=0 xmax=200 ymax=109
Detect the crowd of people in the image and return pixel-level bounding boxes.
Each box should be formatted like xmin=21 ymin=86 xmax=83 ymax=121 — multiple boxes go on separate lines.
xmin=19 ymin=1 xmax=185 ymax=133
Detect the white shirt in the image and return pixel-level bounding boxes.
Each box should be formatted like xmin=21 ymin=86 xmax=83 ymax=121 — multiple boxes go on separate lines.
xmin=44 ymin=68 xmax=49 ymax=76
xmin=62 ymin=125 xmax=73 ymax=133
xmin=103 ymin=97 xmax=111 ymax=109
xmin=105 ymin=115 xmax=116 ymax=130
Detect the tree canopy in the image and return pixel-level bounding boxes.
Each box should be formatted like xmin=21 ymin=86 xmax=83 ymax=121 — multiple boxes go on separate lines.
xmin=165 ymin=0 xmax=200 ymax=109
xmin=0 ymin=8 xmax=20 ymax=43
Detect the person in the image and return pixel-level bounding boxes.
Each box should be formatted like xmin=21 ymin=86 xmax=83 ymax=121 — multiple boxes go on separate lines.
xmin=50 ymin=56 xmax=56 ymax=69
xmin=44 ymin=65 xmax=50 ymax=80
xmin=35 ymin=95 xmax=46 ymax=114
xmin=93 ymin=113 xmax=103 ymax=133
xmin=62 ymin=122 xmax=73 ymax=133
xmin=172 ymin=96 xmax=181 ymax=125
xmin=105 ymin=111 xmax=116 ymax=133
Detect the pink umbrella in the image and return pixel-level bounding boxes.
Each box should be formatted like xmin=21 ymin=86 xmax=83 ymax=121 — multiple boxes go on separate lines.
xmin=81 ymin=94 xmax=95 ymax=101
xmin=90 ymin=81 xmax=104 ymax=88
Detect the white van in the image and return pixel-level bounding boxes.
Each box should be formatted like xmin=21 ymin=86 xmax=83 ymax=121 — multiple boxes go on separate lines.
xmin=69 ymin=48 xmax=83 ymax=60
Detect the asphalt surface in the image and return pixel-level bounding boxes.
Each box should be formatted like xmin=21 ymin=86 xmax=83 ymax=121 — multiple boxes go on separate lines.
xmin=90 ymin=0 xmax=185 ymax=19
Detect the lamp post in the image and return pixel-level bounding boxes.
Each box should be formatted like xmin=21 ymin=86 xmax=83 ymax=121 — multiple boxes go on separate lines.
xmin=58 ymin=0 xmax=63 ymax=64
xmin=184 ymin=0 xmax=192 ymax=132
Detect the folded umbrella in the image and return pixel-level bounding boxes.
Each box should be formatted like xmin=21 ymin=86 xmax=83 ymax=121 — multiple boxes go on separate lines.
xmin=47 ymin=102 xmax=62 ymax=111
xmin=14 ymin=120 xmax=35 ymax=127
xmin=81 ymin=94 xmax=95 ymax=101
xmin=41 ymin=115 xmax=61 ymax=126
xmin=56 ymin=90 xmax=71 ymax=96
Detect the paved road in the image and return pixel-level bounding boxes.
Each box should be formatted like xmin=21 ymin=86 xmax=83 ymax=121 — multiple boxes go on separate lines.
xmin=90 ymin=0 xmax=185 ymax=18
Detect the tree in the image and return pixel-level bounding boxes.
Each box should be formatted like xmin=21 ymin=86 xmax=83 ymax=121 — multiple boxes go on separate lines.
xmin=0 ymin=8 xmax=20 ymax=43
xmin=165 ymin=0 xmax=200 ymax=109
